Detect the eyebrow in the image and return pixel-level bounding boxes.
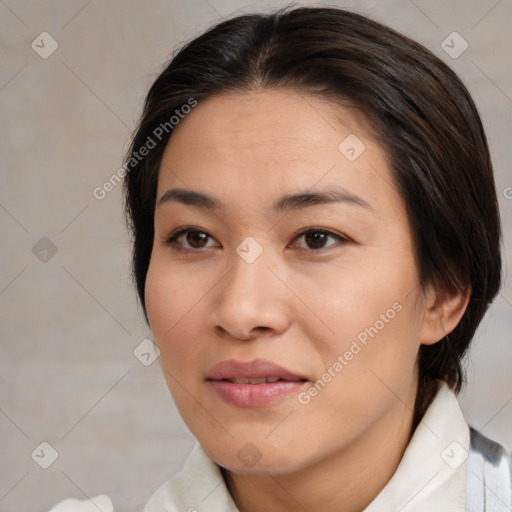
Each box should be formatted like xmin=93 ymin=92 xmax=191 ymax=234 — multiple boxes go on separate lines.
xmin=157 ymin=186 xmax=373 ymax=213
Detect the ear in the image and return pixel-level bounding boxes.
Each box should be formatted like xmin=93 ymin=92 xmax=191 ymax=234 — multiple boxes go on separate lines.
xmin=419 ymin=281 xmax=471 ymax=346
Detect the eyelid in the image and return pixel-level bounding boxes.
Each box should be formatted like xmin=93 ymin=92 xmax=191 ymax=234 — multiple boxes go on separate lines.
xmin=293 ymin=225 xmax=348 ymax=240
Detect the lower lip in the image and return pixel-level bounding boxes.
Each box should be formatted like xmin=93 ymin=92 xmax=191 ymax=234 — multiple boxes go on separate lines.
xmin=209 ymin=380 xmax=306 ymax=407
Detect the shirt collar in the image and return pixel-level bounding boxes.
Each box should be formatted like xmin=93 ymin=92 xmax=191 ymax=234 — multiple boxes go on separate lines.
xmin=364 ymin=381 xmax=469 ymax=511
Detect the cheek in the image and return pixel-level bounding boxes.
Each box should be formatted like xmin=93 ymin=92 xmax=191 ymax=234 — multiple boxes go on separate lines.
xmin=145 ymin=271 xmax=218 ymax=447
xmin=145 ymin=262 xmax=212 ymax=428
xmin=298 ymin=256 xmax=423 ymax=392
xmin=296 ymin=257 xmax=417 ymax=343
xmin=145 ymin=256 xmax=207 ymax=373
xmin=290 ymin=279 xmax=422 ymax=451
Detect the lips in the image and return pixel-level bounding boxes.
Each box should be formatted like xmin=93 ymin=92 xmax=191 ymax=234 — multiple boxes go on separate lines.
xmin=207 ymin=359 xmax=306 ymax=382
xmin=206 ymin=359 xmax=308 ymax=407
xmin=228 ymin=376 xmax=282 ymax=384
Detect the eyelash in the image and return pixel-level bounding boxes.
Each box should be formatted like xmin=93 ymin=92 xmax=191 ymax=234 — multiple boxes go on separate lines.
xmin=162 ymin=226 xmax=350 ymax=253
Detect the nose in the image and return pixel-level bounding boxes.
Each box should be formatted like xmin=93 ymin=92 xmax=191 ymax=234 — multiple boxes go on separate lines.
xmin=209 ymin=246 xmax=291 ymax=341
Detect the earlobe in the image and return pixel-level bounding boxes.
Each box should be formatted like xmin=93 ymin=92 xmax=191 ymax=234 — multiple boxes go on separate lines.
xmin=420 ymin=282 xmax=472 ymax=346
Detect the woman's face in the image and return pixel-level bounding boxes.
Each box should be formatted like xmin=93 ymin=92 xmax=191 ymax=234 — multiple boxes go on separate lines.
xmin=145 ymin=89 xmax=434 ymax=474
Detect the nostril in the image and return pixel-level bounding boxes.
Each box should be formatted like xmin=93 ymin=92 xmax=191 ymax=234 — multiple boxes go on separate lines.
xmin=253 ymin=326 xmax=271 ymax=334
xmin=213 ymin=324 xmax=270 ymax=341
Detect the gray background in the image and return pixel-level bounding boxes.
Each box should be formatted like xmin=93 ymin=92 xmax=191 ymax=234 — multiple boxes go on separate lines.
xmin=1 ymin=0 xmax=511 ymax=511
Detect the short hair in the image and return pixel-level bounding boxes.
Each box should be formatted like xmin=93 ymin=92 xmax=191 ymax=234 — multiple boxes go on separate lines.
xmin=123 ymin=6 xmax=502 ymax=425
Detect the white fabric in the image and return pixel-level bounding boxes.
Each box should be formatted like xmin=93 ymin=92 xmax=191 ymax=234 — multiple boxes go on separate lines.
xmin=466 ymin=432 xmax=512 ymax=512
xmin=48 ymin=494 xmax=114 ymax=512
xmin=363 ymin=381 xmax=469 ymax=511
xmin=49 ymin=382 xmax=470 ymax=511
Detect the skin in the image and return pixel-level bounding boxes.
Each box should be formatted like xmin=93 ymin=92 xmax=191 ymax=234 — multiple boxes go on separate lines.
xmin=144 ymin=89 xmax=469 ymax=512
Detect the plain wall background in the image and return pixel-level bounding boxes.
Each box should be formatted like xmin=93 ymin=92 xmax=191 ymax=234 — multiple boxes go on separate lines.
xmin=1 ymin=1 xmax=511 ymax=511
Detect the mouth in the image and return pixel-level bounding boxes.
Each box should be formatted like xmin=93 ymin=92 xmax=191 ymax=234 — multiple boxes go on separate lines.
xmin=222 ymin=376 xmax=304 ymax=384
xmin=206 ymin=359 xmax=308 ymax=407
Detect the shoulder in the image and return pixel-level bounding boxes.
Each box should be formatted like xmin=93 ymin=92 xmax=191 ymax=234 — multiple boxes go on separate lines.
xmin=469 ymin=426 xmax=511 ymax=463
xmin=47 ymin=444 xmax=235 ymax=512
xmin=48 ymin=494 xmax=114 ymax=512
xmin=467 ymin=426 xmax=512 ymax=509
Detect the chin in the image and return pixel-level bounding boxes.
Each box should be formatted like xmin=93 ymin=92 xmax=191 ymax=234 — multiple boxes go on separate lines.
xmin=201 ymin=435 xmax=315 ymax=476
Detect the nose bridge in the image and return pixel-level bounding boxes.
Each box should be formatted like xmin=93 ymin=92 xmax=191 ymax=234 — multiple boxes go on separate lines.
xmin=224 ymin=240 xmax=276 ymax=306
xmin=210 ymin=238 xmax=290 ymax=339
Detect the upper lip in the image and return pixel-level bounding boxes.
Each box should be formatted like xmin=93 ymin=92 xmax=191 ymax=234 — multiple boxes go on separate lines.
xmin=206 ymin=359 xmax=307 ymax=382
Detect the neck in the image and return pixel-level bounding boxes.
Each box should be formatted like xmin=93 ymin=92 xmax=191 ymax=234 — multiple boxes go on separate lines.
xmin=223 ymin=384 xmax=419 ymax=512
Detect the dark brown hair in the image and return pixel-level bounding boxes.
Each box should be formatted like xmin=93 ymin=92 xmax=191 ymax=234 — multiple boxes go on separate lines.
xmin=123 ymin=6 xmax=502 ymax=426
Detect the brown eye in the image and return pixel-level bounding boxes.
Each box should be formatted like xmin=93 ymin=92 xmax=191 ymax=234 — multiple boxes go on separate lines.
xmin=304 ymin=231 xmax=328 ymax=249
xmin=294 ymin=228 xmax=348 ymax=251
xmin=164 ymin=228 xmax=219 ymax=250
xmin=185 ymin=230 xmax=209 ymax=248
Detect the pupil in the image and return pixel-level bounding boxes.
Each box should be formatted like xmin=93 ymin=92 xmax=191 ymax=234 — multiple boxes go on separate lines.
xmin=188 ymin=231 xmax=207 ymax=247
xmin=306 ymin=231 xmax=326 ymax=249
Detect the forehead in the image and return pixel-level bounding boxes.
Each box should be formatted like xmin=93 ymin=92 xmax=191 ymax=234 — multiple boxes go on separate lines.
xmin=161 ymin=89 xmax=376 ymax=160
xmin=156 ymin=89 xmax=399 ymax=215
